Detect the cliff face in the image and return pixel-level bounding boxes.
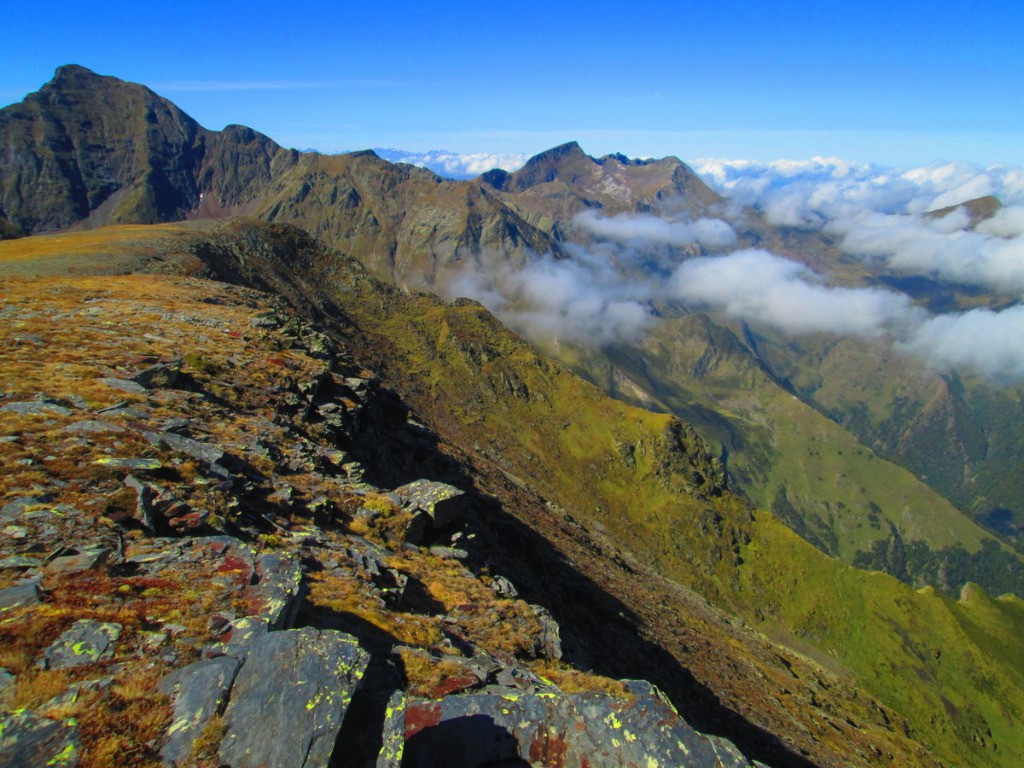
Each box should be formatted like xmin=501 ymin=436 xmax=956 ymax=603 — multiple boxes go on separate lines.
xmin=0 ymin=65 xmax=207 ymax=231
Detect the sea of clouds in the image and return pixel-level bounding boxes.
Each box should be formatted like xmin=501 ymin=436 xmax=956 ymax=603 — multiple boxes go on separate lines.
xmin=434 ymin=152 xmax=1024 ymax=382
xmin=373 ymin=149 xmax=530 ymax=179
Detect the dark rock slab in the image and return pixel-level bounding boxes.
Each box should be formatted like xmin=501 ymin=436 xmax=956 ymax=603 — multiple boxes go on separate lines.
xmin=63 ymin=420 xmax=124 ymax=435
xmin=377 ymin=689 xmax=406 ymax=768
xmin=43 ymin=546 xmax=112 ymax=583
xmin=158 ymin=655 xmax=241 ymax=767
xmin=218 ymin=627 xmax=370 ymax=768
xmin=1 ymin=496 xmax=48 ymax=523
xmin=97 ymin=377 xmax=148 ymax=394
xmin=393 ymin=480 xmax=467 ymax=529
xmin=404 ymin=680 xmax=758 ymax=768
xmin=0 ymin=401 xmax=73 ymax=417
xmin=206 ymin=616 xmax=271 ymax=659
xmin=0 ymin=710 xmax=80 ymax=767
xmin=0 ymin=579 xmax=41 ymax=613
xmin=139 ymin=429 xmax=225 ymax=466
xmin=132 ymin=360 xmax=180 ymax=389
xmin=40 ymin=619 xmax=122 ymax=670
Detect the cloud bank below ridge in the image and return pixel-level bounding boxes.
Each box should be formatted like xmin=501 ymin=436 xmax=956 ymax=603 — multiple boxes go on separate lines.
xmin=423 ymin=151 xmax=1024 ymax=382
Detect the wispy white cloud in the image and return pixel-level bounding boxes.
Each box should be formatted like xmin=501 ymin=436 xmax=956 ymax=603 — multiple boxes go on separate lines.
xmin=573 ymin=210 xmax=736 ymax=249
xmin=976 ymin=206 xmax=1024 ymax=238
xmin=446 ymin=246 xmax=655 ymax=345
xmin=669 ymin=249 xmax=924 ymax=337
xmin=900 ymin=305 xmax=1024 ymax=383
xmin=828 ymin=211 xmax=1024 ymax=295
xmin=693 ymin=157 xmax=1024 ymax=225
xmin=694 ymin=156 xmax=1024 ymax=297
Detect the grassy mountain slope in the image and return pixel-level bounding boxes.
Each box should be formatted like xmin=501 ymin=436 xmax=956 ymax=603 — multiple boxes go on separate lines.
xmin=786 ymin=336 xmax=1024 ymax=543
xmin=540 ymin=311 xmax=1024 ymax=596
xmin=6 ymin=221 xmax=1021 ymax=767
xmin=197 ymin=220 xmax=1024 ymax=768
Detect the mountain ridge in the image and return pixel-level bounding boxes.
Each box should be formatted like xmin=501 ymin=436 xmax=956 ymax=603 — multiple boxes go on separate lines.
xmin=5 ymin=220 xmax=1024 ymax=767
xmin=3 ymin=66 xmax=1024 ymax=766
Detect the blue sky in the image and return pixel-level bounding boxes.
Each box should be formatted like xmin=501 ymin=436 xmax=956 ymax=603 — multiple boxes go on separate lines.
xmin=1 ymin=0 xmax=1022 ymax=166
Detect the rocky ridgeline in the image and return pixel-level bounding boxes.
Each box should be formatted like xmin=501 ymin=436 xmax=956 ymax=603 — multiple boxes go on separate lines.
xmin=0 ymin=275 xmax=762 ymax=767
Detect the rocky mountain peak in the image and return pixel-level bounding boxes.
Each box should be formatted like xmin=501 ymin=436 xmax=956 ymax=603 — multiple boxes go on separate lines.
xmin=926 ymin=195 xmax=1003 ymax=228
xmin=49 ymin=63 xmax=102 ymax=83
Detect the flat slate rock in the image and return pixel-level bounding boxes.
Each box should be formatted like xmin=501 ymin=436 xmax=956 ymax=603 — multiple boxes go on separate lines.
xmin=218 ymin=627 xmax=370 ymax=768
xmin=64 ymin=420 xmax=124 ymax=434
xmin=393 ymin=480 xmax=467 ymax=529
xmin=97 ymin=377 xmax=148 ymax=394
xmin=0 ymin=579 xmax=41 ymax=612
xmin=0 ymin=710 xmax=80 ymax=768
xmin=404 ymin=680 xmax=758 ymax=768
xmin=158 ymin=655 xmax=241 ymax=767
xmin=140 ymin=430 xmax=224 ymax=466
xmin=0 ymin=401 xmax=73 ymax=417
xmin=40 ymin=619 xmax=122 ymax=670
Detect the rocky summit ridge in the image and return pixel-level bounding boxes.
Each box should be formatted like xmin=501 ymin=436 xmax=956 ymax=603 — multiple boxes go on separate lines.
xmin=0 ymin=264 xmax=763 ymax=767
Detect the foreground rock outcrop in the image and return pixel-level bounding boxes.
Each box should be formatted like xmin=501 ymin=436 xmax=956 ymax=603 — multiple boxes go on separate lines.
xmin=0 ymin=272 xmax=762 ymax=767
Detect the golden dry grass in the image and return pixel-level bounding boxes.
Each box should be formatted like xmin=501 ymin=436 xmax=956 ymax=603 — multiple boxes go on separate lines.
xmin=0 ymin=224 xmax=191 ymax=263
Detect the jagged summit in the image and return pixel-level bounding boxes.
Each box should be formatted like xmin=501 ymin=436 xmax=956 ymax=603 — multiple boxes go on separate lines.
xmin=50 ymin=63 xmax=103 ymax=81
